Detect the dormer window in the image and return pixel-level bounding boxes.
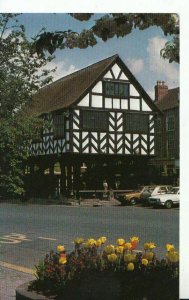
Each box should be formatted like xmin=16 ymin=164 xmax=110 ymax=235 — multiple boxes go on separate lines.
xmin=104 ymin=81 xmax=129 ymax=98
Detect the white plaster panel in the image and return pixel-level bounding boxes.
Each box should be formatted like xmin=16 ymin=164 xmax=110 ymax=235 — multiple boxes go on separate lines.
xmin=73 ymin=147 xmax=79 ymax=152
xmin=141 ymin=149 xmax=146 ymax=155
xmin=100 ymin=133 xmax=106 ymax=139
xmin=105 ymin=98 xmax=112 ymax=109
xmin=150 ymin=149 xmax=155 ymax=155
xmin=91 ymin=148 xmax=97 ymax=153
xmin=92 ymin=81 xmax=102 ymax=93
xmin=125 ymin=149 xmax=130 ymax=154
xmin=104 ymin=71 xmax=113 ymax=79
xmin=142 ymin=134 xmax=147 ymax=140
xmin=91 ymin=95 xmax=103 ymax=108
xmin=109 ymin=149 xmax=114 ymax=154
xmin=82 ymin=132 xmax=88 ymax=139
xmin=73 ymin=123 xmax=79 ymax=130
xmin=66 ymin=120 xmax=69 ymax=129
xmin=74 ymin=132 xmax=79 ymax=139
xmin=141 ymin=140 xmax=147 ymax=148
xmin=130 ymin=98 xmax=140 ymax=111
xmin=119 ymin=72 xmax=129 ymax=80
xmin=121 ymin=99 xmax=128 ymax=109
xmin=83 ymin=147 xmax=89 ymax=153
xmin=111 ymin=64 xmax=121 ymax=79
xmin=142 ymin=99 xmax=151 ymax=111
xmin=82 ymin=139 xmax=88 ymax=147
xmin=130 ymin=85 xmax=139 ymax=96
xmin=91 ymin=132 xmax=98 ymax=139
xmin=77 ymin=94 xmax=89 ymax=107
xmin=112 ymin=98 xmax=120 ymax=109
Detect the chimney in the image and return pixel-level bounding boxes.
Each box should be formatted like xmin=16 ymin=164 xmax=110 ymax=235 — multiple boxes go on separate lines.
xmin=154 ymin=81 xmax=168 ymax=102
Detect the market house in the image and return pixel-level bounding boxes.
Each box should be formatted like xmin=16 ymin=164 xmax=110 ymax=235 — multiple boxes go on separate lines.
xmin=25 ymin=54 xmax=161 ymax=198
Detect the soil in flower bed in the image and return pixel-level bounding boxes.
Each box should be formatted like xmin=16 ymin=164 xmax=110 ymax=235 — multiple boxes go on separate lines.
xmin=30 ymin=270 xmax=179 ymax=300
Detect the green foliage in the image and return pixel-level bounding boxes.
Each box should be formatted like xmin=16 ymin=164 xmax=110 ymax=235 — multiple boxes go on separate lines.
xmin=34 ymin=13 xmax=179 ymax=63
xmin=0 ymin=14 xmax=55 ymax=198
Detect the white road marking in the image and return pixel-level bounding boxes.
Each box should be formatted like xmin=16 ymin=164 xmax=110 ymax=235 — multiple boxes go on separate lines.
xmin=0 ymin=233 xmax=31 ymax=244
xmin=38 ymin=236 xmax=57 ymax=241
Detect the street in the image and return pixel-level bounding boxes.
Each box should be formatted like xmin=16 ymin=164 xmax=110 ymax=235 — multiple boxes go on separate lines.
xmin=0 ymin=203 xmax=179 ymax=268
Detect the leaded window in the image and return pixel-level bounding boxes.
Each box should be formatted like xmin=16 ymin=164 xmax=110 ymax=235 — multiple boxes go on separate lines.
xmin=53 ymin=113 xmax=65 ymax=138
xmin=104 ymin=81 xmax=129 ymax=98
xmin=125 ymin=113 xmax=149 ymax=133
xmin=82 ymin=110 xmax=107 ymax=131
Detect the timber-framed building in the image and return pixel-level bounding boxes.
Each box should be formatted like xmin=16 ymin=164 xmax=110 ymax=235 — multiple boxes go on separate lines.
xmin=25 ymin=54 xmax=161 ymax=198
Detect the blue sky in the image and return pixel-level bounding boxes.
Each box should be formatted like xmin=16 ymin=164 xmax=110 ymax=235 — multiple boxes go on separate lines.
xmin=18 ymin=13 xmax=179 ymax=100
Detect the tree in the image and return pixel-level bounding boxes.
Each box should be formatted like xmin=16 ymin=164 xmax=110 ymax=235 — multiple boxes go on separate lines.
xmin=0 ymin=14 xmax=54 ymax=198
xmin=34 ymin=13 xmax=179 ymax=63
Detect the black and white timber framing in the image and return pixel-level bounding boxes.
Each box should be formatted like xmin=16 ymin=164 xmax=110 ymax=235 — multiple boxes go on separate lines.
xmin=26 ymin=54 xmax=161 ymax=197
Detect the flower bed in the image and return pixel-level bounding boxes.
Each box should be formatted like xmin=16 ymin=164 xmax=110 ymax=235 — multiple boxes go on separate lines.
xmin=29 ymin=236 xmax=179 ymax=300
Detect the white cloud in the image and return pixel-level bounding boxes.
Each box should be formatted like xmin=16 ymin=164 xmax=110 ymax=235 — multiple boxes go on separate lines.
xmin=46 ymin=60 xmax=78 ymax=82
xmin=147 ymin=36 xmax=179 ymax=88
xmin=127 ymin=58 xmax=144 ymax=74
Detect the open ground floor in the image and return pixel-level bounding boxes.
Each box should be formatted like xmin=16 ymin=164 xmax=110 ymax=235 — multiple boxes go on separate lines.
xmin=24 ymin=153 xmax=179 ymax=198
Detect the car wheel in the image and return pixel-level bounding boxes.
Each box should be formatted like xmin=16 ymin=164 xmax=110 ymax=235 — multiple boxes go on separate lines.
xmin=130 ymin=198 xmax=137 ymax=206
xmin=165 ymin=200 xmax=173 ymax=209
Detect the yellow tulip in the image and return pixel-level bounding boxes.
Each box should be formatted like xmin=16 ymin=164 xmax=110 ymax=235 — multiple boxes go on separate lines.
xmin=59 ymin=256 xmax=67 ymax=264
xmin=142 ymin=258 xmax=148 ymax=266
xmin=166 ymin=251 xmax=179 ymax=263
xmin=124 ymin=253 xmax=136 ymax=262
xmin=145 ymin=252 xmax=154 ymax=261
xmin=99 ymin=236 xmax=107 ymax=244
xmin=74 ymin=238 xmax=84 ymax=245
xmin=115 ymin=246 xmax=124 ymax=254
xmin=130 ymin=236 xmax=139 ymax=243
xmin=105 ymin=244 xmax=115 ymax=254
xmin=107 ymin=253 xmax=118 ymax=263
xmin=117 ymin=238 xmax=125 ymax=246
xmin=144 ymin=242 xmax=156 ymax=250
xmin=166 ymin=244 xmax=175 ymax=252
xmin=57 ymin=245 xmax=65 ymax=252
xmin=124 ymin=243 xmax=132 ymax=250
xmin=127 ymin=262 xmax=134 ymax=271
xmin=96 ymin=239 xmax=102 ymax=247
xmin=88 ymin=238 xmax=96 ymax=246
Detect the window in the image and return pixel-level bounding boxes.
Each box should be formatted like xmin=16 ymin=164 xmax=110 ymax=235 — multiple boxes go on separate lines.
xmin=82 ymin=110 xmax=107 ymax=131
xmin=104 ymin=81 xmax=129 ymax=98
xmin=166 ymin=115 xmax=175 ymax=131
xmin=53 ymin=113 xmax=65 ymax=138
xmin=125 ymin=113 xmax=149 ymax=133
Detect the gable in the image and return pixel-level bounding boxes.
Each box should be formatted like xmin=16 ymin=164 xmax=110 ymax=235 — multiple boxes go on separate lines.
xmin=77 ymin=60 xmax=154 ymax=113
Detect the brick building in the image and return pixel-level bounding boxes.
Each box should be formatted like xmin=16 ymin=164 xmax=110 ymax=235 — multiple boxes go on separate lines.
xmin=151 ymin=81 xmax=179 ymax=185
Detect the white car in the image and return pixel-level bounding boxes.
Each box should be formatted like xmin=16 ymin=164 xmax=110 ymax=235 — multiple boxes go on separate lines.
xmin=148 ymin=187 xmax=180 ymax=209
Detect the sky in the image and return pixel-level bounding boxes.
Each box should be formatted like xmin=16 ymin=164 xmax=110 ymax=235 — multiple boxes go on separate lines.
xmin=16 ymin=13 xmax=179 ymax=100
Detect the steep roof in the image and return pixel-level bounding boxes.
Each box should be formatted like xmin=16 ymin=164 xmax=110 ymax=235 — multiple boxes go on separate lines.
xmin=27 ymin=55 xmax=118 ymax=115
xmin=156 ymin=87 xmax=179 ymax=111
xmin=26 ymin=54 xmax=161 ymax=116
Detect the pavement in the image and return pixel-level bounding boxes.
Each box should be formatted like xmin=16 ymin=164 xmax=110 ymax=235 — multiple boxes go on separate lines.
xmin=0 ymin=266 xmax=34 ymax=300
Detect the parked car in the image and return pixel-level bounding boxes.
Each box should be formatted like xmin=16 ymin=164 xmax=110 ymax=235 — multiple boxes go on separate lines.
xmin=116 ymin=185 xmax=173 ymax=206
xmin=141 ymin=185 xmax=172 ymax=205
xmin=148 ymin=187 xmax=179 ymax=209
xmin=115 ymin=186 xmax=156 ymax=206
